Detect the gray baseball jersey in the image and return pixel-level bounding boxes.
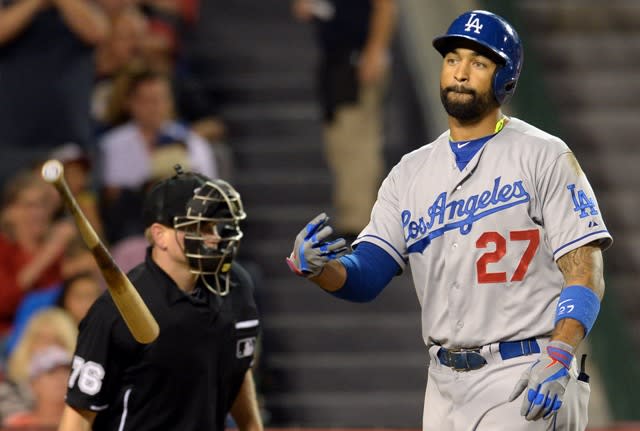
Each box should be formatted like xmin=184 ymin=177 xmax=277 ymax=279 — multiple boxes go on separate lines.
xmin=353 ymin=117 xmax=612 ymax=349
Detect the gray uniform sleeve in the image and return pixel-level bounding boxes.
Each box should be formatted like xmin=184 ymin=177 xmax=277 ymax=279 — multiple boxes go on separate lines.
xmin=353 ymin=165 xmax=409 ymax=268
xmin=538 ymin=151 xmax=612 ymax=260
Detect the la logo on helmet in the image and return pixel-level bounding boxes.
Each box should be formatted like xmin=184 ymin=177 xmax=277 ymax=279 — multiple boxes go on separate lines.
xmin=464 ymin=13 xmax=483 ymax=34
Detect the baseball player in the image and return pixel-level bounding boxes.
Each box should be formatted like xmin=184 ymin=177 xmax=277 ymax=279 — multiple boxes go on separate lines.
xmin=58 ymin=167 xmax=263 ymax=431
xmin=287 ymin=10 xmax=612 ymax=431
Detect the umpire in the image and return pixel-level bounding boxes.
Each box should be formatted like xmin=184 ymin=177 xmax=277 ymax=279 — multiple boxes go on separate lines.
xmin=58 ymin=167 xmax=263 ymax=431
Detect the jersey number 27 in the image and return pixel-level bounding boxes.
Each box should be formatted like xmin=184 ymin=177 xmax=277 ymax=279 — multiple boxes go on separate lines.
xmin=476 ymin=229 xmax=540 ymax=284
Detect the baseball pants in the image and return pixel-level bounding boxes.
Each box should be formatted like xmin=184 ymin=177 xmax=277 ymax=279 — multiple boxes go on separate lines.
xmin=424 ymin=339 xmax=591 ymax=431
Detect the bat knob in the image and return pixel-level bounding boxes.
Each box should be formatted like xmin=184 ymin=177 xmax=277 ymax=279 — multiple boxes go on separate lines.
xmin=41 ymin=159 xmax=64 ymax=183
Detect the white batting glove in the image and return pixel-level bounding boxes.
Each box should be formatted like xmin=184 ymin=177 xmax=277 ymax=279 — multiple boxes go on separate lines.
xmin=508 ymin=340 xmax=575 ymax=421
xmin=286 ymin=213 xmax=348 ymax=278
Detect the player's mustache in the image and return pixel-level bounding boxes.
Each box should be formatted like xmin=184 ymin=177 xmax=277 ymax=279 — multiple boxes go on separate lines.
xmin=445 ymin=86 xmax=476 ymax=95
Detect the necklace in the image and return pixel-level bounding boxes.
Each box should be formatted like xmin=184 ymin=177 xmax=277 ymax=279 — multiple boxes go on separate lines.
xmin=449 ymin=116 xmax=508 ymax=142
xmin=495 ymin=116 xmax=507 ymax=133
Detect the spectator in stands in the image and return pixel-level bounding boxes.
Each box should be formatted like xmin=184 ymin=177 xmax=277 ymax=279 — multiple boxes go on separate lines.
xmin=144 ymin=0 xmax=200 ymax=29
xmin=2 ymin=345 xmax=72 ymax=428
xmin=137 ymin=0 xmax=229 ymax=162
xmin=0 ymin=308 xmax=77 ymax=423
xmin=137 ymin=0 xmax=203 ymax=77
xmin=60 ymin=237 xmax=101 ymax=282
xmin=96 ymin=0 xmax=136 ymax=19
xmin=99 ymin=66 xmax=217 ymax=243
xmin=94 ymin=0 xmax=229 ymax=175
xmin=0 ymin=172 xmax=76 ymax=339
xmin=138 ymin=0 xmax=180 ymax=70
xmin=139 ymin=0 xmax=200 ymax=33
xmin=292 ymin=0 xmax=396 ymax=242
xmin=56 ymin=272 xmax=103 ymax=325
xmin=4 ymin=265 xmax=101 ymax=359
xmin=0 ymin=0 xmax=109 ymax=187
xmin=6 ymin=308 xmax=77 ymax=384
xmin=93 ymin=5 xmax=148 ymax=131
xmin=100 ymin=66 xmax=217 ymax=187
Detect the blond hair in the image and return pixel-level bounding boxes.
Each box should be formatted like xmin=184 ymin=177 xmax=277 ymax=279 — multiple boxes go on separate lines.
xmin=7 ymin=308 xmax=78 ymax=384
xmin=144 ymin=226 xmax=155 ymax=245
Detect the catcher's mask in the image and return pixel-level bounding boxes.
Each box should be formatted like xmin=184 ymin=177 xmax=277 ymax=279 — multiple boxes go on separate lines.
xmin=174 ymin=179 xmax=246 ymax=296
xmin=143 ymin=166 xmax=246 ymax=296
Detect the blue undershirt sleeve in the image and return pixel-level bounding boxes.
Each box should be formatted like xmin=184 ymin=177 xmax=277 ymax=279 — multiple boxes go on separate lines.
xmin=330 ymin=241 xmax=400 ymax=303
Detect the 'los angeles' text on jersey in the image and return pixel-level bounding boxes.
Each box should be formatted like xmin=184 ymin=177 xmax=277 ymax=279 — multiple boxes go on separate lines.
xmin=403 ymin=176 xmax=530 ymax=253
xmin=353 ymin=117 xmax=612 ymax=349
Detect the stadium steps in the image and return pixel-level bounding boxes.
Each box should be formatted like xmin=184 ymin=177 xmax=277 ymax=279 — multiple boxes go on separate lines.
xmin=193 ymin=0 xmax=425 ymax=427
xmin=517 ymin=0 xmax=640 ymax=342
xmin=516 ymin=0 xmax=639 ymax=425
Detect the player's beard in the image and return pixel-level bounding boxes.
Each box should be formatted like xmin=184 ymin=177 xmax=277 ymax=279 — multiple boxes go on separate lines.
xmin=440 ymin=85 xmax=499 ymax=122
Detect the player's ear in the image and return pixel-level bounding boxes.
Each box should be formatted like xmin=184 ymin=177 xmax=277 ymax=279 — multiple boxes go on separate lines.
xmin=149 ymin=223 xmax=169 ymax=250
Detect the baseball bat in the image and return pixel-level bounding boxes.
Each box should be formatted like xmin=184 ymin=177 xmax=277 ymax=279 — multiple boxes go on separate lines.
xmin=41 ymin=159 xmax=159 ymax=344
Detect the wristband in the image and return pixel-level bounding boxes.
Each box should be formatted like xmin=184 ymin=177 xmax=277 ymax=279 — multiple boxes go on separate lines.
xmin=554 ymin=285 xmax=600 ymax=335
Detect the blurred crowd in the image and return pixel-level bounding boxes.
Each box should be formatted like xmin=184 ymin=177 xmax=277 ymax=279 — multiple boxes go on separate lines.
xmin=0 ymin=0 xmax=233 ymax=427
xmin=0 ymin=0 xmax=396 ymax=427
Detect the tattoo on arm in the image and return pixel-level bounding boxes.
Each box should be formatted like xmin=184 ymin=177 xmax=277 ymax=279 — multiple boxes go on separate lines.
xmin=553 ymin=242 xmax=605 ymax=346
xmin=556 ymin=242 xmax=605 ymax=299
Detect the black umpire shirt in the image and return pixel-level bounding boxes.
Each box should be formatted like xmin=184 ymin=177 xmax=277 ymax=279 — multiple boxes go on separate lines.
xmin=65 ymin=249 xmax=260 ymax=430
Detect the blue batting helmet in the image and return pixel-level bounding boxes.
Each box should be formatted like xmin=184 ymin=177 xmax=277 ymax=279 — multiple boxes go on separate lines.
xmin=433 ymin=10 xmax=523 ymax=105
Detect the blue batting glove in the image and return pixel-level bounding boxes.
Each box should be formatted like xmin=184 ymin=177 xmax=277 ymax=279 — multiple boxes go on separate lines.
xmin=508 ymin=340 xmax=574 ymax=421
xmin=286 ymin=213 xmax=348 ymax=278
